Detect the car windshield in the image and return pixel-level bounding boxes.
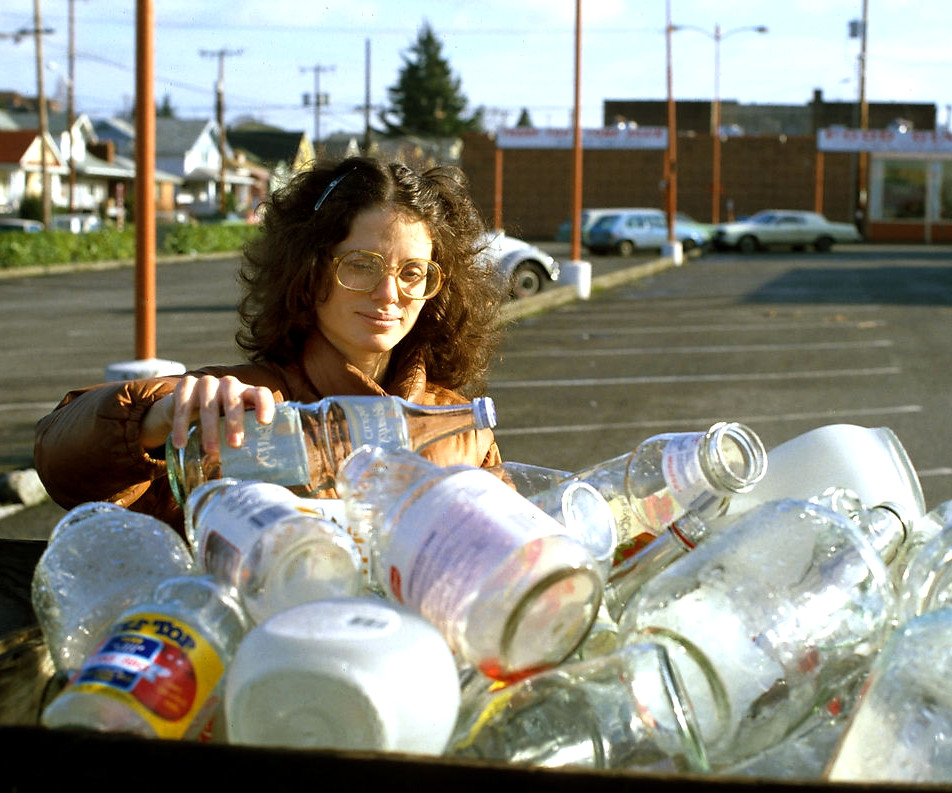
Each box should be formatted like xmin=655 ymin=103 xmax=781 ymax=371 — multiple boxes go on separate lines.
xmin=592 ymin=215 xmax=619 ymax=230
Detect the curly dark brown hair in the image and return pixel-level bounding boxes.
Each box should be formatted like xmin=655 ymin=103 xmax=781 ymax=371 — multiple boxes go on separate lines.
xmin=236 ymin=156 xmax=508 ymax=396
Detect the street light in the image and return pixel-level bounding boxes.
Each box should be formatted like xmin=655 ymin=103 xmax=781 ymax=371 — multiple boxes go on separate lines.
xmin=671 ymin=22 xmax=767 ymax=224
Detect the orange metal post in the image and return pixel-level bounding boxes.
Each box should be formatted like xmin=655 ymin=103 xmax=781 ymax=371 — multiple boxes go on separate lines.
xmin=814 ymin=150 xmax=825 ymax=215
xmin=135 ymin=0 xmax=156 ymax=360
xmin=570 ymin=0 xmax=583 ymax=262
xmin=493 ymin=147 xmax=503 ymax=230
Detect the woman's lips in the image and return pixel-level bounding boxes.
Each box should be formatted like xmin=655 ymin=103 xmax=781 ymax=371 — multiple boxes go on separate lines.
xmin=358 ymin=311 xmax=401 ymax=327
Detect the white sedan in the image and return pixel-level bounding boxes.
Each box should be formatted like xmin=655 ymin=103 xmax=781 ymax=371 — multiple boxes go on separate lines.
xmin=478 ymin=230 xmax=560 ymax=299
xmin=713 ymin=210 xmax=863 ymax=253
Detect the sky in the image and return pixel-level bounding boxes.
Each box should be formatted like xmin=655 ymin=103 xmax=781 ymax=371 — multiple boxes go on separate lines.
xmin=2 ymin=0 xmax=951 ymax=140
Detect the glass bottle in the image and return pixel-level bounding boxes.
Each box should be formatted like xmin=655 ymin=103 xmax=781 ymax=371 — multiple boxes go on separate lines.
xmin=604 ymin=496 xmax=908 ymax=625
xmin=166 ymin=394 xmax=497 ymax=506
xmin=41 ymin=574 xmax=249 ymax=740
xmin=896 ymin=501 xmax=952 ymax=623
xmin=185 ymin=479 xmax=363 ymax=624
xmin=527 ymin=421 xmax=767 ymax=562
xmin=825 ymin=609 xmax=952 ymax=784
xmin=447 ymin=641 xmax=710 ymax=775
xmin=31 ymin=502 xmax=195 ymax=675
xmin=618 ymin=498 xmax=899 ymax=768
xmin=488 ymin=462 xmax=618 ymax=582
xmin=335 ymin=445 xmax=604 ymax=682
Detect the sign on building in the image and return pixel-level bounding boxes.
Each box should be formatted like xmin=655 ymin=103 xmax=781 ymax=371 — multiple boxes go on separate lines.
xmin=496 ymin=126 xmax=669 ymax=150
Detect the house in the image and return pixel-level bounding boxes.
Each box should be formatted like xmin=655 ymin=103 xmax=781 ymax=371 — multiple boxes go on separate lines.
xmin=0 ymin=129 xmax=68 ymax=215
xmin=226 ymin=126 xmax=315 ymax=200
xmin=94 ymin=116 xmax=255 ymax=217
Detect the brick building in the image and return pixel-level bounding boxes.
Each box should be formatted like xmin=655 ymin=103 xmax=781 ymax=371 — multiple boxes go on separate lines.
xmin=460 ymin=93 xmax=947 ymax=244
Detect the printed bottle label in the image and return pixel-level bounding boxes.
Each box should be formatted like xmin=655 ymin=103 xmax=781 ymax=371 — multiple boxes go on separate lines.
xmin=220 ymin=403 xmax=310 ymax=486
xmin=336 ymin=397 xmax=410 ymax=449
xmin=660 ymin=433 xmax=713 ymax=512
xmin=65 ymin=611 xmax=225 ymax=739
xmin=196 ymin=483 xmax=352 ymax=588
xmin=380 ymin=469 xmax=560 ymax=625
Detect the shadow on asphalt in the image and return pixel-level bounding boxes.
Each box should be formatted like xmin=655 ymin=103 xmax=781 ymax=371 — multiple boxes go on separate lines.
xmin=744 ymin=266 xmax=952 ymax=305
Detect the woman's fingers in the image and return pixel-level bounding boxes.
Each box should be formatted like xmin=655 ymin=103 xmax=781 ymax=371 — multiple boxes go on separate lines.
xmin=168 ymin=376 xmax=276 ymax=451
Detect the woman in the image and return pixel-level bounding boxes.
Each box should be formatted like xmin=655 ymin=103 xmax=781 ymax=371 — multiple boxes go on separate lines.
xmin=34 ymin=157 xmax=508 ymax=535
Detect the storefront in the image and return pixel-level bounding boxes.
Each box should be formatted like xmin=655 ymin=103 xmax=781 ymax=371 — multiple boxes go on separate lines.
xmin=819 ymin=127 xmax=952 ymax=243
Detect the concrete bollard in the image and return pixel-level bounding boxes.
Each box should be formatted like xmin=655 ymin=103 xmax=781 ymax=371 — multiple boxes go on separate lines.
xmin=104 ymin=358 xmax=187 ymax=382
xmin=559 ymin=260 xmax=592 ymax=299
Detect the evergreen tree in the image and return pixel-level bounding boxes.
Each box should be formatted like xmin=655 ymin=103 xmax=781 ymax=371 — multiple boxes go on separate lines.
xmin=380 ymin=21 xmax=483 ymax=137
xmin=516 ymin=108 xmax=533 ymax=128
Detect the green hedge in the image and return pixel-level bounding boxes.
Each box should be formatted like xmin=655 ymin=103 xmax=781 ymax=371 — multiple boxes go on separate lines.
xmin=0 ymin=223 xmax=261 ymax=270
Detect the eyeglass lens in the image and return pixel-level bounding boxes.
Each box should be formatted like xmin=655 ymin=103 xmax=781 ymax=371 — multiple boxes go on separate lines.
xmin=336 ymin=251 xmax=441 ymax=298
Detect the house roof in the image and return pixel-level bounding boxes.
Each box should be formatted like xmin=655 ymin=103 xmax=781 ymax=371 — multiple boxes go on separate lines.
xmin=0 ymin=130 xmax=41 ymax=163
xmin=155 ymin=118 xmax=219 ymax=157
xmin=226 ymin=129 xmax=309 ymax=168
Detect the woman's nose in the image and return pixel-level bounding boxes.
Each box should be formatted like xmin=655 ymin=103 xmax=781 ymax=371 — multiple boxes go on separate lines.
xmin=371 ymin=272 xmax=401 ymax=301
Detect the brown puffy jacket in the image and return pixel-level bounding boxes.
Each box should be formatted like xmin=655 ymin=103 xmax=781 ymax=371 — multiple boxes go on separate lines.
xmin=34 ymin=334 xmax=500 ymax=537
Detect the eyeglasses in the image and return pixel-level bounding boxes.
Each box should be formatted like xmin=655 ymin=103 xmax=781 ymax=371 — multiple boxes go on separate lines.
xmin=332 ymin=250 xmax=444 ymax=300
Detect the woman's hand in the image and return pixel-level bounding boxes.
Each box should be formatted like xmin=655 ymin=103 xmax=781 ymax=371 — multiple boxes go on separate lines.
xmin=140 ymin=375 xmax=276 ymax=452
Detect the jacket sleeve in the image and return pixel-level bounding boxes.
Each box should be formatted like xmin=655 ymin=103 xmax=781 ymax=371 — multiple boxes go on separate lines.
xmin=34 ymin=377 xmax=183 ymax=525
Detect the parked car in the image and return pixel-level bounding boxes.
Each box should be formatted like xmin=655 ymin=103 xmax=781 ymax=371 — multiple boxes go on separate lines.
xmin=478 ymin=230 xmax=560 ymax=299
xmin=555 ymin=208 xmax=620 ymax=244
xmin=712 ymin=210 xmax=863 ymax=253
xmin=50 ymin=213 xmax=102 ymax=234
xmin=0 ymin=217 xmax=44 ymax=233
xmin=585 ymin=208 xmax=709 ymax=256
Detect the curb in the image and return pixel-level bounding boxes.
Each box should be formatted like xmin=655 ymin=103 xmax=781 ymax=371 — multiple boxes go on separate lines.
xmin=0 ymin=250 xmax=235 ymax=280
xmin=500 ymin=250 xmax=691 ymax=323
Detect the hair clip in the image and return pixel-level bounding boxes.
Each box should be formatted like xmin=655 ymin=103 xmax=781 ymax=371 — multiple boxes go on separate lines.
xmin=314 ymin=167 xmax=357 ymax=212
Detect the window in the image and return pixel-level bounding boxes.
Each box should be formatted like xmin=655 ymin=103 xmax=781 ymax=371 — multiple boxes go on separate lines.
xmin=940 ymin=162 xmax=952 ymax=220
xmin=881 ymin=161 xmax=927 ymax=220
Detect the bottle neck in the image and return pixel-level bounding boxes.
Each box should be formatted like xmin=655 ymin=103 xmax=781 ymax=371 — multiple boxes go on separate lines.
xmin=859 ymin=502 xmax=909 ymax=565
xmin=698 ymin=422 xmax=768 ymax=495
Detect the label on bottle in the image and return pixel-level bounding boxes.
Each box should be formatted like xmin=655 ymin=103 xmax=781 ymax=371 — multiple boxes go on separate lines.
xmin=196 ymin=483 xmax=350 ymax=588
xmin=659 ymin=433 xmax=713 ymax=513
xmin=380 ymin=469 xmax=561 ymax=625
xmin=220 ymin=404 xmax=310 ymax=486
xmin=336 ymin=397 xmax=410 ymax=449
xmin=63 ymin=611 xmax=225 ymax=739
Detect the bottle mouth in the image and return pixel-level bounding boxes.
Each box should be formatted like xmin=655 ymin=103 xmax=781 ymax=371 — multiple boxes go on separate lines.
xmin=706 ymin=422 xmax=768 ymax=494
xmin=475 ymin=397 xmax=497 ymax=430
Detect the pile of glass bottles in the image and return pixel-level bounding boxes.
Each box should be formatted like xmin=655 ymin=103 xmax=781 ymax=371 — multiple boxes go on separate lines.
xmin=31 ymin=396 xmax=952 ymax=784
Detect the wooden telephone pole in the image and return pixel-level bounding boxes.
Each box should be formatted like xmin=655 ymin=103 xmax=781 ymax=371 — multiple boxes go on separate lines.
xmin=200 ymin=47 xmax=242 ymax=215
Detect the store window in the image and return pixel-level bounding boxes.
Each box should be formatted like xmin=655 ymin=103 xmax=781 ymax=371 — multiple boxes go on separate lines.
xmin=941 ymin=162 xmax=952 ymax=220
xmin=881 ymin=161 xmax=927 ymax=219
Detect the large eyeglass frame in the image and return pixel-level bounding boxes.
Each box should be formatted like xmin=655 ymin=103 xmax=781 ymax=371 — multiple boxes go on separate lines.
xmin=331 ymin=249 xmax=444 ymax=301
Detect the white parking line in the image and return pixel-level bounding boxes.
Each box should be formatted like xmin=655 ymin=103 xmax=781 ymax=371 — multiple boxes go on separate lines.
xmin=0 ymin=402 xmax=58 ymax=413
xmin=491 ymin=366 xmax=901 ymax=389
xmin=501 ymin=339 xmax=894 ymax=358
xmin=493 ymin=404 xmax=923 ymax=436
xmin=508 ymin=319 xmax=887 ymax=336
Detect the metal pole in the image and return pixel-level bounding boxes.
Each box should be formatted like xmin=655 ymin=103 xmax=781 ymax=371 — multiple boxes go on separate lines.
xmin=494 ymin=147 xmax=503 ymax=230
xmin=857 ymin=0 xmax=869 ymax=235
xmin=570 ymin=0 xmax=583 ymax=262
xmin=135 ymin=0 xmax=156 ymax=360
xmin=711 ymin=24 xmax=721 ymax=224
xmin=33 ymin=0 xmax=51 ymax=228
xmin=664 ymin=0 xmax=677 ymax=244
xmin=67 ymin=0 xmax=76 ymax=211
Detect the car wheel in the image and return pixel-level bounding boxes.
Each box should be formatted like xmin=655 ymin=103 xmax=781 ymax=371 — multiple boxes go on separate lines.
xmin=681 ymin=238 xmax=697 ymax=252
xmin=616 ymin=240 xmax=635 ymax=257
xmin=738 ymin=235 xmax=758 ymax=254
xmin=814 ymin=236 xmax=833 ymax=252
xmin=510 ymin=262 xmax=546 ymax=299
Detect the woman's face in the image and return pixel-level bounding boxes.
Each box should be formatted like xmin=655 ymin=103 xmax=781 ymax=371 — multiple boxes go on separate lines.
xmin=316 ymin=206 xmax=433 ymax=370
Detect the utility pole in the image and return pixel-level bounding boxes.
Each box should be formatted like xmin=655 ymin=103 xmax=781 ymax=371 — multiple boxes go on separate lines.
xmin=301 ymin=63 xmax=334 ymax=145
xmin=856 ymin=0 xmax=870 ymax=236
xmin=67 ymin=0 xmax=76 ymax=210
xmin=363 ymin=39 xmax=371 ymax=154
xmin=33 ymin=0 xmax=52 ymax=227
xmin=200 ymin=47 xmax=242 ymax=215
